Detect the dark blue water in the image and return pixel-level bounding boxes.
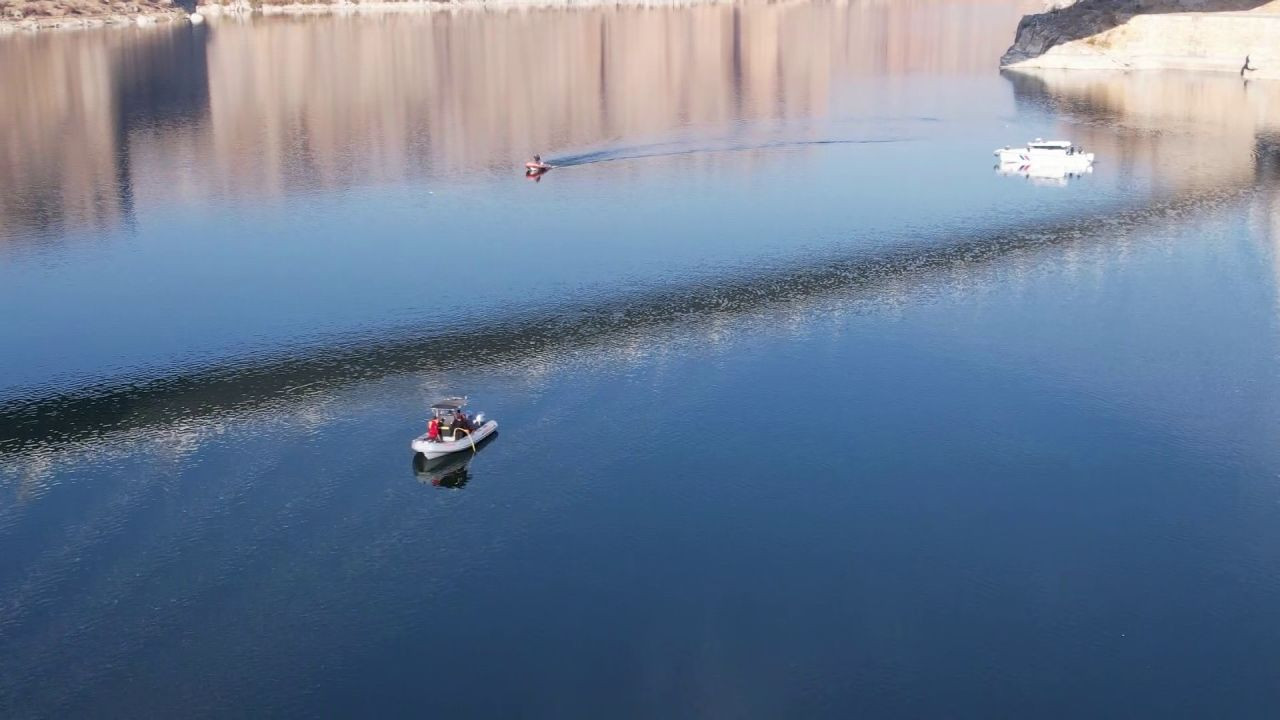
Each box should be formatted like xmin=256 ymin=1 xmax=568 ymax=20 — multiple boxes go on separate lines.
xmin=5 ymin=3 xmax=1280 ymax=717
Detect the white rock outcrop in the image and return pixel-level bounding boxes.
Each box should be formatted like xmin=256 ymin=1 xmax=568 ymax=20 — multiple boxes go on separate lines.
xmin=1002 ymin=0 xmax=1280 ymax=77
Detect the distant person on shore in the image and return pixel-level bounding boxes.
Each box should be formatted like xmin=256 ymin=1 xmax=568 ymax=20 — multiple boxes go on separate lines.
xmin=1242 ymin=55 xmax=1256 ymax=76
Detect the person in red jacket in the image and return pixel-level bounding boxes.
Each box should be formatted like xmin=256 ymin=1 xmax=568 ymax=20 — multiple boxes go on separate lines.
xmin=427 ymin=417 xmax=440 ymax=442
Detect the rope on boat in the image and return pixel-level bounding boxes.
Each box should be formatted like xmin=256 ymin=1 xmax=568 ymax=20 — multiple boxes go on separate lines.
xmin=453 ymin=427 xmax=477 ymax=453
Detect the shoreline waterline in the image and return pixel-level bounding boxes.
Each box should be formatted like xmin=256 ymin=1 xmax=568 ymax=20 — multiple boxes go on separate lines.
xmin=0 ymin=0 xmax=738 ymax=33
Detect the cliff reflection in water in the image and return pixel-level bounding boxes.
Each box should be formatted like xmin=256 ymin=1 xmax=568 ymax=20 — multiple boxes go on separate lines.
xmin=0 ymin=28 xmax=208 ymax=239
xmin=0 ymin=0 xmax=1036 ymax=240
xmin=1005 ymin=68 xmax=1280 ymax=192
xmin=1007 ymin=66 xmax=1280 ymax=316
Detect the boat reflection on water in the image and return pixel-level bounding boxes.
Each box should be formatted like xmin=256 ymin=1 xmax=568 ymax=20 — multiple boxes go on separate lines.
xmin=412 ymin=434 xmax=499 ymax=489
xmin=995 ymin=163 xmax=1093 ymax=187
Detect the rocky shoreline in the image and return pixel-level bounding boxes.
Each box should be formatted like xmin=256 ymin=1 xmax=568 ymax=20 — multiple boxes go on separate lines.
xmin=1002 ymin=0 xmax=1280 ymax=77
xmin=0 ymin=6 xmax=189 ymax=32
xmin=0 ymin=0 xmax=725 ymax=33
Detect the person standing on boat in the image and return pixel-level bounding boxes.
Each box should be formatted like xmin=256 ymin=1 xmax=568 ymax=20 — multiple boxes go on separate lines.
xmin=427 ymin=417 xmax=441 ymax=442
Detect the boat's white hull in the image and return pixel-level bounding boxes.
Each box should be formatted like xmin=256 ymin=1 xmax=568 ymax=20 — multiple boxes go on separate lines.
xmin=995 ymin=148 xmax=1094 ymax=169
xmin=411 ymin=420 xmax=498 ymax=459
xmin=997 ymin=163 xmax=1093 ymax=185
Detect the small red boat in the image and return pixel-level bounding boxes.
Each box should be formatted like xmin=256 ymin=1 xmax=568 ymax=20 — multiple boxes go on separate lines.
xmin=524 ymin=155 xmax=552 ymax=174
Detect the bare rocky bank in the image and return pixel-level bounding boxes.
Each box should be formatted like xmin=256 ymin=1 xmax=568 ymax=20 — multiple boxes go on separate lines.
xmin=1002 ymin=0 xmax=1280 ymax=76
xmin=0 ymin=0 xmax=188 ymax=30
xmin=0 ymin=0 xmax=722 ymax=32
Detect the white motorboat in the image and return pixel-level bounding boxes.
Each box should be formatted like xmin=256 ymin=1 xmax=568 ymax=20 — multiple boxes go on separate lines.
xmin=994 ymin=139 xmax=1094 ymax=170
xmin=410 ymin=397 xmax=498 ymax=460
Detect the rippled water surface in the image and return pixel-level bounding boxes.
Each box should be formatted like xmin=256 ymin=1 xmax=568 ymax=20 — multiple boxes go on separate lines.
xmin=6 ymin=1 xmax=1280 ymax=716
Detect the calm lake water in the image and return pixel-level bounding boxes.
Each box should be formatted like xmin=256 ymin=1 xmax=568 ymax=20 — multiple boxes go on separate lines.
xmin=6 ymin=0 xmax=1280 ymax=716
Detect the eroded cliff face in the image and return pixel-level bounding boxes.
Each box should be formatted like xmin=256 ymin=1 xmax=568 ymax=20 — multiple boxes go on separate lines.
xmin=1002 ymin=0 xmax=1280 ymax=76
xmin=0 ymin=0 xmax=187 ymax=30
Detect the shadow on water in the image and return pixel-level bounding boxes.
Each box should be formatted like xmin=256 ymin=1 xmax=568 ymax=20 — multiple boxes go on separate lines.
xmin=548 ymin=136 xmax=915 ymax=168
xmin=0 ymin=173 xmax=1256 ymax=458
xmin=412 ymin=434 xmax=499 ymax=489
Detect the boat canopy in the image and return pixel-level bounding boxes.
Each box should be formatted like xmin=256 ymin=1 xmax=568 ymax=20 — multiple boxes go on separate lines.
xmin=430 ymin=397 xmax=468 ymax=411
xmin=1029 ymin=140 xmax=1072 ymax=149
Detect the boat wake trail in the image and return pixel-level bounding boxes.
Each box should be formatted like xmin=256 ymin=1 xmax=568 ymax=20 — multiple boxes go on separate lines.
xmin=548 ymin=137 xmax=914 ymax=168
